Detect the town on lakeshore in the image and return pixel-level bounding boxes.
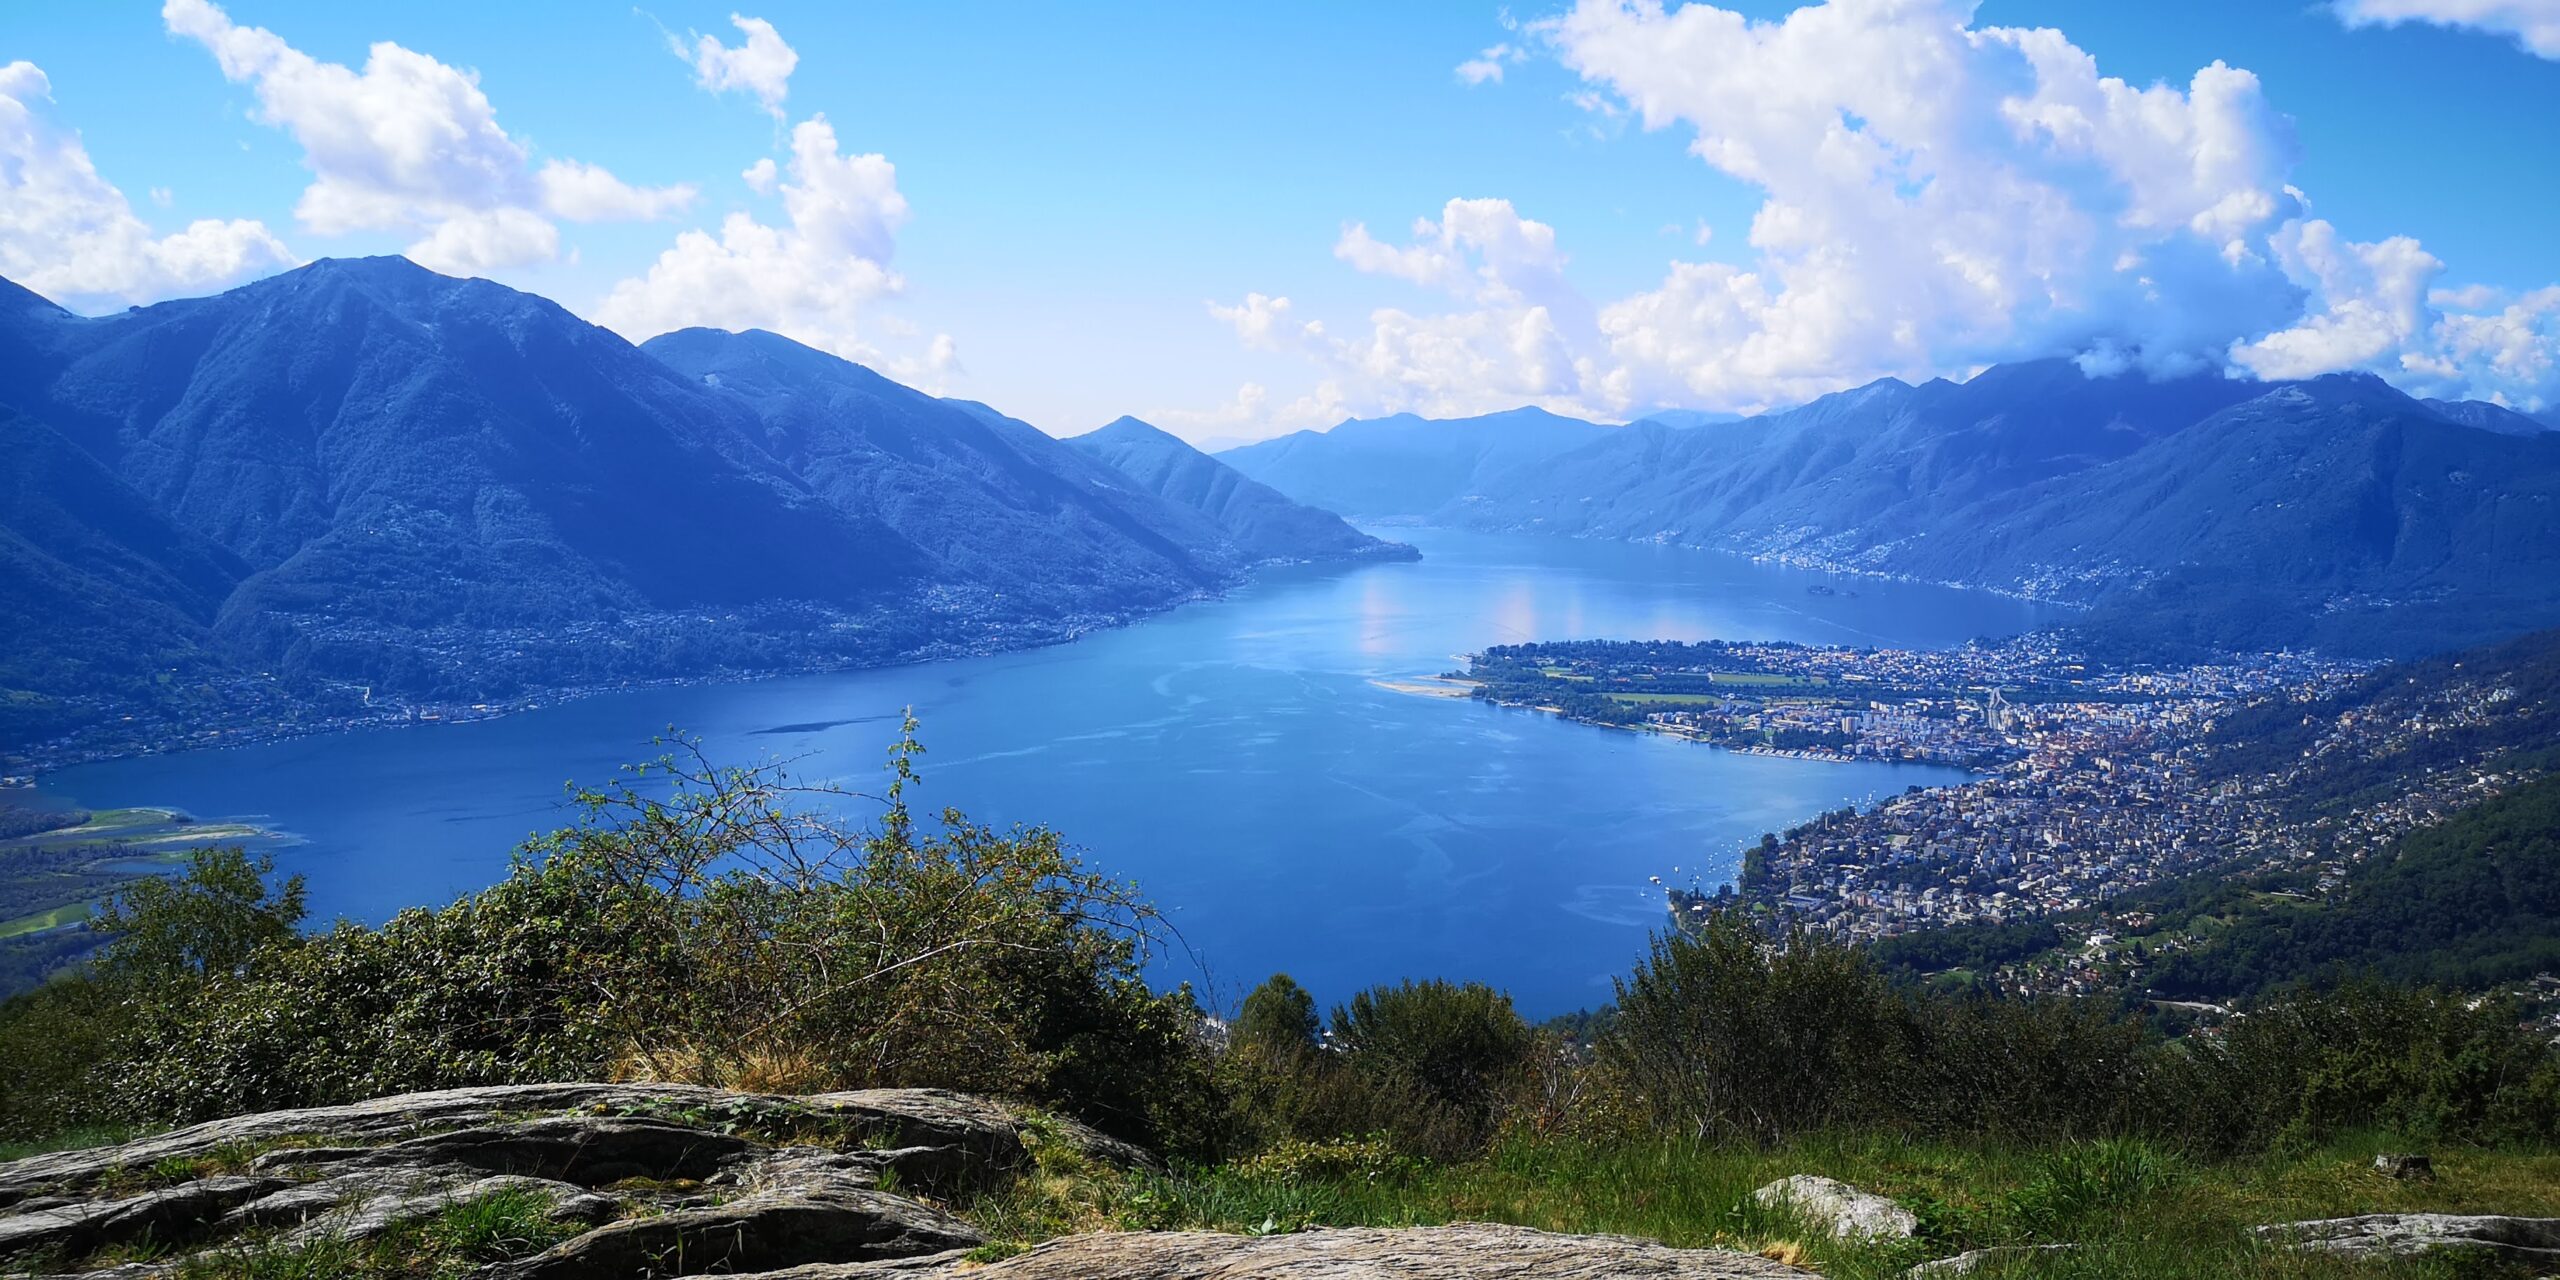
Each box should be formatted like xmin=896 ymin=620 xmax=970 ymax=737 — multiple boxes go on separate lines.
xmin=1449 ymin=633 xmax=2546 ymax=998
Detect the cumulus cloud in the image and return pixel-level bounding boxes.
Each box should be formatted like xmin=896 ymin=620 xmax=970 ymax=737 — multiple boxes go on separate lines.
xmin=1208 ymin=200 xmax=1605 ymax=420
xmin=538 ymin=159 xmax=698 ymax=222
xmin=2230 ymin=220 xmax=2438 ymax=380
xmin=597 ymin=115 xmax=932 ymax=365
xmin=2331 ymin=0 xmax=2560 ymax=59
xmin=162 ymin=0 xmax=692 ymax=274
xmin=676 ymin=14 xmax=798 ymax=117
xmin=0 ymin=59 xmax=294 ymax=307
xmin=1195 ymin=0 xmax=2560 ymax=427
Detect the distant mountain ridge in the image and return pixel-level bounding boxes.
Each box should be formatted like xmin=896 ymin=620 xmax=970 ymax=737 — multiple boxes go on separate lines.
xmin=0 ymin=258 xmax=1398 ymax=757
xmin=1216 ymin=406 xmax=1614 ymax=518
xmin=1063 ymin=416 xmax=1416 ymax=565
xmin=639 ymin=327 xmax=1254 ymax=614
xmin=1438 ymin=359 xmax=2560 ymax=656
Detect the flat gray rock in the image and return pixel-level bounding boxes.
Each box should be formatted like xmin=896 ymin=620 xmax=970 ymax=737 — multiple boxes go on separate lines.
xmin=0 ymin=1083 xmax=1030 ymax=1208
xmin=2253 ymin=1212 xmax=2560 ymax=1262
xmin=739 ymin=1223 xmax=1812 ymax=1278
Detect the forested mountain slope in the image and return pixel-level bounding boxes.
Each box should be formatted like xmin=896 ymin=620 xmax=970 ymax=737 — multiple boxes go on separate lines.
xmin=1218 ymin=406 xmax=1613 ymax=518
xmin=0 ymin=259 xmax=1364 ymax=753
xmin=1446 ymin=361 xmax=2560 ymax=656
xmin=1065 ymin=415 xmax=1414 ymax=564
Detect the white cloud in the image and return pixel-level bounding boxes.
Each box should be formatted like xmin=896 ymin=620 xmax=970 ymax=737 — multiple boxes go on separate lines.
xmin=399 ymin=206 xmax=559 ymax=276
xmin=1194 ymin=0 xmax=2560 ymax=426
xmin=1335 ymin=198 xmax=1573 ymax=308
xmin=1210 ymin=292 xmax=1326 ymax=353
xmin=2331 ymin=0 xmax=2560 ymax=59
xmin=1153 ymin=379 xmax=1351 ymax=438
xmin=678 ymin=14 xmax=798 ymax=117
xmin=538 ymin=159 xmax=697 ymax=222
xmin=0 ymin=59 xmax=295 ymax=308
xmin=1208 ymin=201 xmax=1608 ymax=421
xmin=162 ymin=0 xmax=691 ymax=274
xmin=2429 ymin=287 xmax=2560 ymax=401
xmin=2230 ymin=220 xmax=2438 ymax=380
xmin=741 ymin=157 xmax=779 ymax=194
xmin=1546 ymin=0 xmax=2321 ymax=404
xmin=597 ymin=115 xmax=919 ymax=363
xmin=1456 ymin=42 xmax=1525 ymax=85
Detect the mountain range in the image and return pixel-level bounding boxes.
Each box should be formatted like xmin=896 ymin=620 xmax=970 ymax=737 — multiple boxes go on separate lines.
xmin=1217 ymin=358 xmax=2560 ymax=657
xmin=10 ymin=253 xmax=2560 ymax=756
xmin=1216 ymin=406 xmax=1614 ymax=518
xmin=1063 ymin=416 xmax=1412 ymax=564
xmin=0 ymin=257 xmax=1401 ymax=755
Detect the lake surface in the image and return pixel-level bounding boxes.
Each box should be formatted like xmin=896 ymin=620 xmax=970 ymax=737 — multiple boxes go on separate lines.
xmin=38 ymin=529 xmax=2058 ymax=1016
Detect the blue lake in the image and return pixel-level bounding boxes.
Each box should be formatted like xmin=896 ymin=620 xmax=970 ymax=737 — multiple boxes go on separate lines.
xmin=38 ymin=528 xmax=2058 ymax=1016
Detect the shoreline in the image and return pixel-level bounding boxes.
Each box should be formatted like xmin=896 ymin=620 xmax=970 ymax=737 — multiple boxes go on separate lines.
xmin=15 ymin=589 xmax=1234 ymax=783
xmin=1367 ymin=676 xmax=1479 ymax=699
xmin=21 ymin=532 xmax=2079 ymax=781
xmin=23 ymin=541 xmax=1451 ymax=782
xmin=1452 ymin=688 xmax=1998 ymax=773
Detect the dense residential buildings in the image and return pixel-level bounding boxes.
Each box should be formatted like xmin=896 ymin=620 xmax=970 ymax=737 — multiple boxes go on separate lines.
xmin=1463 ymin=635 xmax=2547 ymax=970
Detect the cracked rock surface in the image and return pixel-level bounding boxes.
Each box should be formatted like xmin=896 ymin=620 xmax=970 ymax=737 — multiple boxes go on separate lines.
xmin=725 ymin=1223 xmax=1813 ymax=1278
xmin=0 ymin=1086 xmax=1806 ymax=1280
xmin=2252 ymin=1213 xmax=2560 ymax=1262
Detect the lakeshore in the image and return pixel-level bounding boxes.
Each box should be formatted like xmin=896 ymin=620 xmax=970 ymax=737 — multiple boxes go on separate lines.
xmin=19 ymin=528 xmax=2034 ymax=1014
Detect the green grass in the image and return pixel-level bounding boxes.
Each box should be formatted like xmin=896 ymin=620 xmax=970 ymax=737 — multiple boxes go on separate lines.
xmin=1607 ymin=692 xmax=1727 ymax=706
xmin=0 ymin=899 xmax=93 ymax=938
xmin=0 ymin=1122 xmax=154 ymax=1163
xmin=151 ymin=1186 xmax=585 ymax=1280
xmin=964 ymin=1133 xmax=2560 ymax=1279
xmin=1712 ymin=672 xmax=1828 ymax=687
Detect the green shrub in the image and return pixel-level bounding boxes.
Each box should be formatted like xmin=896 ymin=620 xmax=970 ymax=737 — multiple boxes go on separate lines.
xmin=1329 ymin=979 xmax=1536 ymax=1121
xmin=2171 ymin=979 xmax=2560 ymax=1152
xmin=1231 ymin=973 xmax=1319 ymax=1059
xmin=1230 ymin=1135 xmax=1420 ymax=1183
xmin=1603 ymin=913 xmax=1903 ymax=1143
xmin=2 ymin=722 xmax=1222 ymax=1154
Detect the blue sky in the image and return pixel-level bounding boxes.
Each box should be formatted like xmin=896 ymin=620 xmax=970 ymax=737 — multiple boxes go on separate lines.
xmin=5 ymin=1 xmax=2557 ymax=439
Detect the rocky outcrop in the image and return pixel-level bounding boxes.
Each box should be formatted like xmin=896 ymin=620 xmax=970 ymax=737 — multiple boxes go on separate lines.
xmin=1752 ymin=1175 xmax=1918 ymax=1241
xmin=0 ymin=1176 xmax=286 ymax=1261
xmin=0 ymin=1085 xmax=1049 ymax=1279
xmin=2253 ymin=1213 xmax=2560 ymax=1263
xmin=495 ymin=1188 xmax=981 ymax=1279
xmin=0 ymin=1083 xmax=1034 ymax=1213
xmin=734 ymin=1223 xmax=1812 ymax=1278
xmin=0 ymin=1087 xmax=1807 ymax=1280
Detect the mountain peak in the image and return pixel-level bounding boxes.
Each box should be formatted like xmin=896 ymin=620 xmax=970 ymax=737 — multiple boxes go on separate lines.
xmin=1085 ymin=415 xmax=1184 ymax=447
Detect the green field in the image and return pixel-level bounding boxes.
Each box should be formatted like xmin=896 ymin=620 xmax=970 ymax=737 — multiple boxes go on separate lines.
xmin=0 ymin=900 xmax=93 ymax=939
xmin=1607 ymin=692 xmax=1726 ymax=705
xmin=1710 ymin=671 xmax=1828 ymax=687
